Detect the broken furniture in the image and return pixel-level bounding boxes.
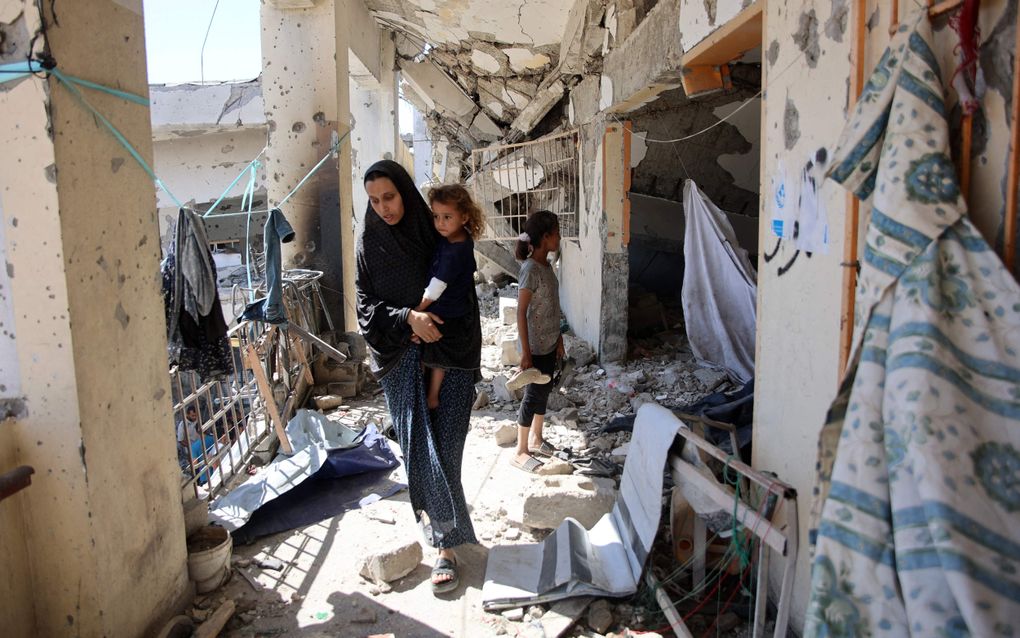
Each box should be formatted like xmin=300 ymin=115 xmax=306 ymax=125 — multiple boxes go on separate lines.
xmin=652 ymin=425 xmax=798 ymax=638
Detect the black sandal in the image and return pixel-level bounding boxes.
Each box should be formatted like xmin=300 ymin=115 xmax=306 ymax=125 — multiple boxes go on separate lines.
xmin=431 ymin=556 xmax=459 ymax=594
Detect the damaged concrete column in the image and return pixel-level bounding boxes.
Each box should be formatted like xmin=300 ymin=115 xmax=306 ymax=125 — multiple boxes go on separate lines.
xmin=0 ymin=2 xmax=188 ymax=635
xmin=346 ymin=0 xmax=400 ymax=234
xmin=334 ymin=1 xmax=358 ymax=331
xmin=260 ymin=0 xmax=345 ymax=325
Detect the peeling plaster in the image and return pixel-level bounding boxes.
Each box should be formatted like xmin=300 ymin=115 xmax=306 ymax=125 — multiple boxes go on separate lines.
xmin=793 ymin=9 xmax=820 ymax=68
xmin=766 ymin=40 xmax=780 ymax=66
xmin=825 ymin=0 xmax=849 ymax=43
xmin=783 ymin=97 xmax=800 ymax=150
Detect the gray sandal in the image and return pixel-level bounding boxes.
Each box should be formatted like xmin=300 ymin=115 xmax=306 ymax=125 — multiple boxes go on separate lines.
xmin=511 ymin=455 xmax=545 ymax=474
xmin=431 ymin=556 xmax=459 ymax=594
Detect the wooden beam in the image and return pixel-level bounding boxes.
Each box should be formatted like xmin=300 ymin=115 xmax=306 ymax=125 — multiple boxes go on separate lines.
xmin=680 ymin=65 xmax=727 ymax=97
xmin=244 ymin=344 xmax=293 ymax=455
xmin=839 ymin=0 xmax=868 ymax=376
xmin=680 ymin=1 xmax=764 ymax=68
xmin=1005 ymin=1 xmax=1020 ymax=272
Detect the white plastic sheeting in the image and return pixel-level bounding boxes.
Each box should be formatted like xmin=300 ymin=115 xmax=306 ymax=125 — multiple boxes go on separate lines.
xmin=681 ymin=180 xmax=757 ymax=383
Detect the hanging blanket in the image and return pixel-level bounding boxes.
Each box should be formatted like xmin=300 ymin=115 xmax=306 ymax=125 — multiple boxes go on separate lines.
xmin=681 ymin=180 xmax=758 ymax=383
xmin=807 ymin=14 xmax=1020 ymax=637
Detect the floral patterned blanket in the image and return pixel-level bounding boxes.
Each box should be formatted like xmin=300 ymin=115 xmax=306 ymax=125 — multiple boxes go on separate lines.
xmin=806 ymin=13 xmax=1020 ymax=637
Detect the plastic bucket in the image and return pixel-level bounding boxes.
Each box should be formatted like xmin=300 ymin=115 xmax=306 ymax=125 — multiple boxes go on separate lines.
xmin=186 ymin=525 xmax=232 ymax=593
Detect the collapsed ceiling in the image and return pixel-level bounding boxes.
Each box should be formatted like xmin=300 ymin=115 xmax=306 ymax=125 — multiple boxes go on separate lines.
xmin=364 ymin=0 xmax=661 ymax=178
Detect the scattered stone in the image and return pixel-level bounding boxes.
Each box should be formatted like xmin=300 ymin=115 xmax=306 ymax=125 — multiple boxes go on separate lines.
xmin=502 ymin=608 xmax=525 ymax=622
xmin=611 ymin=442 xmax=630 ymax=457
xmin=527 ymin=606 xmax=545 ymax=619
xmin=539 ymin=597 xmax=593 ymax=638
xmin=523 ymin=475 xmax=617 ymax=530
xmin=365 ymin=508 xmax=396 ymax=525
xmin=504 ymin=527 xmax=521 ymax=541
xmin=536 ymin=457 xmax=573 ymax=475
xmin=499 ymin=327 xmax=522 ymax=366
xmin=313 ymin=394 xmax=345 ymax=410
xmin=499 ymin=296 xmax=519 ymax=325
xmin=359 ymin=539 xmax=423 ymax=584
xmin=587 ymin=599 xmax=614 ymax=634
xmin=693 ymin=367 xmax=729 ymax=391
xmin=473 ymin=390 xmax=490 ymax=410
xmin=494 ymin=422 xmax=518 ymax=446
xmin=551 ymin=407 xmax=579 ymax=428
xmin=492 ymin=374 xmax=522 ymax=403
xmin=546 ymin=392 xmax=571 ymax=411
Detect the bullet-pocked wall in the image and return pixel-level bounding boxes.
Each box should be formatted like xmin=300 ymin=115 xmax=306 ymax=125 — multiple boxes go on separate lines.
xmin=755 ymin=0 xmax=1018 ymax=629
xmin=0 ymin=1 xmax=189 ymax=635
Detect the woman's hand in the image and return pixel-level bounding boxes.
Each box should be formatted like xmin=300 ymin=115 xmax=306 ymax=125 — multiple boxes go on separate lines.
xmin=408 ymin=310 xmax=444 ymax=343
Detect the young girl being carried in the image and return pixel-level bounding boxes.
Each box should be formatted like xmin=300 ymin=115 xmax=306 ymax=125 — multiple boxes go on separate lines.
xmin=415 ymin=184 xmax=484 ymax=410
xmin=509 ymin=210 xmax=564 ymax=473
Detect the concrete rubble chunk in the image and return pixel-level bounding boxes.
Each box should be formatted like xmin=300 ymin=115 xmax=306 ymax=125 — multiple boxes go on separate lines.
xmin=314 ymin=395 xmax=345 ymax=410
xmin=536 ymin=457 xmax=573 ymax=475
xmin=586 ymin=599 xmax=614 ymax=634
xmin=492 ymin=373 xmax=522 ymax=403
xmin=359 ymin=539 xmax=423 ymax=584
xmin=473 ymin=390 xmax=490 ymax=410
xmin=546 ymin=392 xmax=570 ymax=412
xmin=693 ymin=366 xmax=729 ymax=391
xmin=551 ymin=407 xmax=580 ymax=428
xmin=500 ymin=331 xmax=522 ymax=367
xmin=502 ymin=608 xmax=525 ymax=622
xmin=499 ymin=296 xmax=519 ymax=325
xmin=494 ymin=422 xmax=518 ymax=446
xmin=523 ymin=475 xmax=616 ymax=530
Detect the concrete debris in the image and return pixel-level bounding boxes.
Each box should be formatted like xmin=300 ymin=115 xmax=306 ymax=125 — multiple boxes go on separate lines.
xmin=692 ymin=366 xmax=729 ymax=391
xmin=502 ymin=608 xmax=525 ymax=622
xmin=359 ymin=539 xmax=423 ymax=584
xmin=491 ymin=373 xmax=522 ymax=403
xmin=494 ymin=422 xmax=518 ymax=446
xmin=587 ymin=599 xmax=614 ymax=634
xmin=473 ymin=390 xmax=490 ymax=410
xmin=522 ymin=475 xmax=616 ymax=530
xmin=498 ymin=295 xmax=518 ymax=325
xmin=313 ymin=394 xmax=345 ymax=410
xmin=535 ymin=457 xmax=573 ymax=475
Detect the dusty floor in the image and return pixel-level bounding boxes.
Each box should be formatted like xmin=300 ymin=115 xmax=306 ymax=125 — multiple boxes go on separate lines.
xmin=192 ymin=287 xmax=764 ymax=637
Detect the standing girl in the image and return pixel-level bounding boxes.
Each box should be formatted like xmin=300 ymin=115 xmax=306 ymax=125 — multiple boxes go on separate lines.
xmin=511 ymin=210 xmax=564 ymax=473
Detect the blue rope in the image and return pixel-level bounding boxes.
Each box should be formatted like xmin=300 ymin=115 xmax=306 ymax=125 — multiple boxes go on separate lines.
xmin=203 ymin=146 xmax=268 ymax=217
xmin=277 ymin=129 xmax=349 ymax=207
xmin=47 ymin=67 xmax=182 ymax=208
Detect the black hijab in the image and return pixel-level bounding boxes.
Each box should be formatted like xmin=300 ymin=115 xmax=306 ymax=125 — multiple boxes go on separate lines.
xmin=355 ymin=160 xmax=438 ymax=378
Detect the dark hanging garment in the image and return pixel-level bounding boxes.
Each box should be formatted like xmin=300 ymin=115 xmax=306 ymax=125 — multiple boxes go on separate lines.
xmin=162 ymin=208 xmax=233 ymax=382
xmin=241 ymin=208 xmax=295 ymax=324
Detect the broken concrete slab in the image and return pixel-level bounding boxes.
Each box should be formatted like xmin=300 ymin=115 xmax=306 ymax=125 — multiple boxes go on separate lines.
xmin=692 ymin=366 xmax=729 ymax=391
xmin=500 ymin=333 xmax=522 ymax=367
xmin=313 ymin=395 xmax=346 ymax=410
xmin=587 ymin=599 xmax=614 ymax=634
xmin=522 ymin=475 xmax=616 ymax=530
xmin=535 ymin=457 xmax=573 ymax=475
xmin=510 ymin=79 xmax=566 ymax=138
xmin=494 ymin=423 xmax=518 ymax=446
xmin=359 ymin=539 xmax=423 ymax=584
xmin=539 ymin=597 xmax=593 ymax=638
xmin=499 ymin=296 xmax=519 ymax=325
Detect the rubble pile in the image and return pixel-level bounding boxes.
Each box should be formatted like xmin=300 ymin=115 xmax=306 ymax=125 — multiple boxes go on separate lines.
xmin=474 ymin=284 xmax=732 ymax=483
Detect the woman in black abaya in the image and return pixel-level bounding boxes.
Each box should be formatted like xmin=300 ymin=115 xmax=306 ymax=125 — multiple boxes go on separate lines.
xmin=356 ymin=160 xmax=481 ymax=595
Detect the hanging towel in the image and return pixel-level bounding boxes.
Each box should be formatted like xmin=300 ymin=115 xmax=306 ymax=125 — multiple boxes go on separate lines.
xmin=807 ymin=15 xmax=1020 ymax=637
xmin=681 ymin=180 xmax=757 ymax=383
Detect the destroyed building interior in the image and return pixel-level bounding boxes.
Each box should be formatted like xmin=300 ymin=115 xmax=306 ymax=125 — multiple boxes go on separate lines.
xmin=2 ymin=0 xmax=1020 ymax=637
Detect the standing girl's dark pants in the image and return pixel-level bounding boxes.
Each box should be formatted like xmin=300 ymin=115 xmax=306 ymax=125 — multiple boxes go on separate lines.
xmin=517 ymin=350 xmax=557 ymax=427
